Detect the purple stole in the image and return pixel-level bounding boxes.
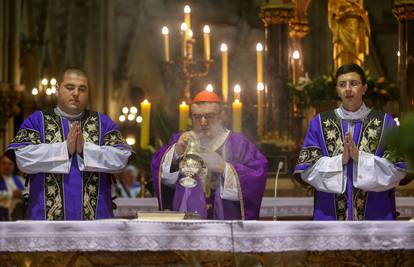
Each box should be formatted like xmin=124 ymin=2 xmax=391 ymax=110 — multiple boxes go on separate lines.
xmin=295 ymin=109 xmax=405 ymax=220
xmin=7 ymin=109 xmax=130 ymax=220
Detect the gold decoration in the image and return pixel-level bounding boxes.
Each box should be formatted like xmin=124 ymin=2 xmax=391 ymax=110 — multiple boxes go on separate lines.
xmin=43 ymin=109 xmax=65 ymax=220
xmin=260 ymin=2 xmax=294 ymax=26
xmin=393 ymin=1 xmax=414 ymax=21
xmin=81 ymin=111 xmax=101 ymax=220
xmin=289 ymin=18 xmax=310 ymax=39
xmin=328 ymin=0 xmax=371 ymax=70
xmin=103 ymin=130 xmax=127 ymax=146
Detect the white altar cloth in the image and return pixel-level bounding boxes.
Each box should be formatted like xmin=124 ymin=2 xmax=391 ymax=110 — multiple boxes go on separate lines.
xmin=1 ymin=221 xmax=414 ymax=253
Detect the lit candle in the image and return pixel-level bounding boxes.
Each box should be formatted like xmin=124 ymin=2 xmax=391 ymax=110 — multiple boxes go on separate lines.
xmin=203 ymin=25 xmax=211 ymax=61
xmin=179 ymin=101 xmax=189 ymax=132
xmin=162 ymin=26 xmax=170 ymax=62
xmin=220 ymin=43 xmax=228 ymax=103
xmin=257 ymin=83 xmax=264 ymax=138
xmin=184 ymin=5 xmax=191 ymax=37
xmin=140 ymin=99 xmax=151 ymax=149
xmin=180 ymin=22 xmax=188 ymax=58
xmin=233 ymin=84 xmax=241 ymax=100
xmin=187 ymin=29 xmax=193 ymax=60
xmin=292 ymin=50 xmax=300 ymax=84
xmin=232 ymin=99 xmax=242 ymax=132
xmin=256 ymin=43 xmax=263 ymax=84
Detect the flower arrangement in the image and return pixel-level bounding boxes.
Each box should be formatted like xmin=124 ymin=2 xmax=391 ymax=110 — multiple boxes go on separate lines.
xmin=289 ymin=72 xmax=399 ymax=111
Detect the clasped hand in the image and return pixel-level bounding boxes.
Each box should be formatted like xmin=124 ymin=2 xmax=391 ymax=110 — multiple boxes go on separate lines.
xmin=67 ymin=122 xmax=84 ymax=156
xmin=342 ymin=132 xmax=359 ymax=165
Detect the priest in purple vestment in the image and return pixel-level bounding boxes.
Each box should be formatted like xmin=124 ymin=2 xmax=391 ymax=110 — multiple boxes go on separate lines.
xmin=294 ymin=63 xmax=407 ymax=220
xmin=6 ymin=67 xmax=132 ymax=220
xmin=151 ymin=90 xmax=268 ymax=220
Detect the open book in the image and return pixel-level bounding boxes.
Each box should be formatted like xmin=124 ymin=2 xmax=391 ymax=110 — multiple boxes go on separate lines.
xmin=136 ymin=211 xmax=200 ymax=220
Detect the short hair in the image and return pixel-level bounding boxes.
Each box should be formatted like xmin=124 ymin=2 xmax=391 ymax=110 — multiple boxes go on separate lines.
xmin=335 ymin=63 xmax=366 ymax=85
xmin=59 ymin=67 xmax=88 ymax=83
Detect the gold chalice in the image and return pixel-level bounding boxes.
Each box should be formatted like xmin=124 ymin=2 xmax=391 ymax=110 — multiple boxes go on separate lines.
xmin=178 ymin=138 xmax=204 ymax=188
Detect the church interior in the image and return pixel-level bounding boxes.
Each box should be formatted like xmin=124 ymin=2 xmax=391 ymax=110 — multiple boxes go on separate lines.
xmin=1 ymin=0 xmax=414 ymax=266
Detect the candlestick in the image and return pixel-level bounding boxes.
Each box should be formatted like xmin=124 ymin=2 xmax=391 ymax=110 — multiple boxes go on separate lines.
xmin=232 ymin=99 xmax=242 ymax=132
xmin=180 ymin=22 xmax=188 ymax=58
xmin=257 ymin=82 xmax=264 ymax=138
xmin=203 ymin=25 xmax=211 ymax=61
xmin=140 ymin=99 xmax=151 ymax=149
xmin=162 ymin=26 xmax=170 ymax=62
xmin=256 ymin=43 xmax=263 ymax=84
xmin=184 ymin=5 xmax=191 ymax=37
xmin=187 ymin=29 xmax=193 ymax=60
xmin=220 ymin=43 xmax=228 ymax=103
xmin=179 ymin=101 xmax=189 ymax=132
xmin=292 ymin=50 xmax=300 ymax=84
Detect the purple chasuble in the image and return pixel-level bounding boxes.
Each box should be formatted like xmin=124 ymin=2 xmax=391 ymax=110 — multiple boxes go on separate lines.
xmin=295 ymin=109 xmax=406 ymax=220
xmin=6 ymin=109 xmax=131 ymax=220
xmin=151 ymin=132 xmax=268 ymax=220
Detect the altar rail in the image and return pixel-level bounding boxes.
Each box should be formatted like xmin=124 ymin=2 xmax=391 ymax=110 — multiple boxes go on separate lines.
xmin=114 ymin=197 xmax=414 ymax=219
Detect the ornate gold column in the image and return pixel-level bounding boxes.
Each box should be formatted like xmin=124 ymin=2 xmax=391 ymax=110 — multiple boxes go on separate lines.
xmin=328 ymin=0 xmax=370 ymax=70
xmin=289 ymin=0 xmax=311 ymax=84
xmin=260 ymin=0 xmax=294 ymax=141
xmin=393 ymin=0 xmax=414 ymax=112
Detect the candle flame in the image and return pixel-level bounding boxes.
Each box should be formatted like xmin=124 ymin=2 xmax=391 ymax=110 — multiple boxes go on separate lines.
xmin=162 ymin=26 xmax=169 ymax=35
xmin=188 ymin=29 xmax=193 ymax=37
xmin=143 ymin=99 xmax=149 ymax=104
xmin=203 ymin=25 xmax=210 ymax=33
xmin=234 ymin=99 xmax=240 ymax=104
xmin=292 ymin=50 xmax=300 ymax=59
xmin=206 ymin=84 xmax=213 ymax=92
xmin=220 ymin=43 xmax=228 ymax=52
xmin=256 ymin=43 xmax=263 ymax=51
xmin=257 ymin=83 xmax=265 ymax=91
xmin=181 ymin=101 xmax=187 ymax=106
xmin=184 ymin=5 xmax=191 ymax=13
xmin=180 ymin=22 xmax=188 ymax=31
xmin=234 ymin=84 xmax=241 ymax=93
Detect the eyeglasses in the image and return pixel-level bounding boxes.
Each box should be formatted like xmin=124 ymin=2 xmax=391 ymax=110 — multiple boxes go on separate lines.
xmin=191 ymin=112 xmax=219 ymax=121
xmin=336 ymin=80 xmax=362 ymax=89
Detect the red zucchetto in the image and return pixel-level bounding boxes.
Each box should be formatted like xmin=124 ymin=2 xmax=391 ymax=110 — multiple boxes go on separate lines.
xmin=192 ymin=90 xmax=222 ymax=103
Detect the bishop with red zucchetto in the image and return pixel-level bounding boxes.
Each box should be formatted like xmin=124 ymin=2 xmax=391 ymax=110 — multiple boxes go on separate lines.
xmin=151 ymin=90 xmax=268 ymax=219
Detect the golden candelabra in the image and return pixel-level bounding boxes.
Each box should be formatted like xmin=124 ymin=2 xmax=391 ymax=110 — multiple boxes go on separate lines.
xmin=162 ymin=5 xmax=213 ymax=102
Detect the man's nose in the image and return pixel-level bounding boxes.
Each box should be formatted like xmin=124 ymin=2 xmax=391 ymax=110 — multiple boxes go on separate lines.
xmin=73 ymin=88 xmax=80 ymax=96
xmin=200 ymin=117 xmax=208 ymax=125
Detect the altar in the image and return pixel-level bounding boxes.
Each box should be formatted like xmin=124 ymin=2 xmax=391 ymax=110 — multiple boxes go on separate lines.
xmin=1 ymin=220 xmax=414 ymax=266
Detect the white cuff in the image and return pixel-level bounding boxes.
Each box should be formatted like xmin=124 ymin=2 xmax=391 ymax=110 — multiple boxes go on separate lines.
xmin=301 ymin=155 xmax=345 ymax=193
xmin=354 ymin=151 xmax=406 ymax=192
xmin=160 ymin=144 xmax=180 ymax=186
xmin=79 ymin=142 xmax=131 ymax=173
